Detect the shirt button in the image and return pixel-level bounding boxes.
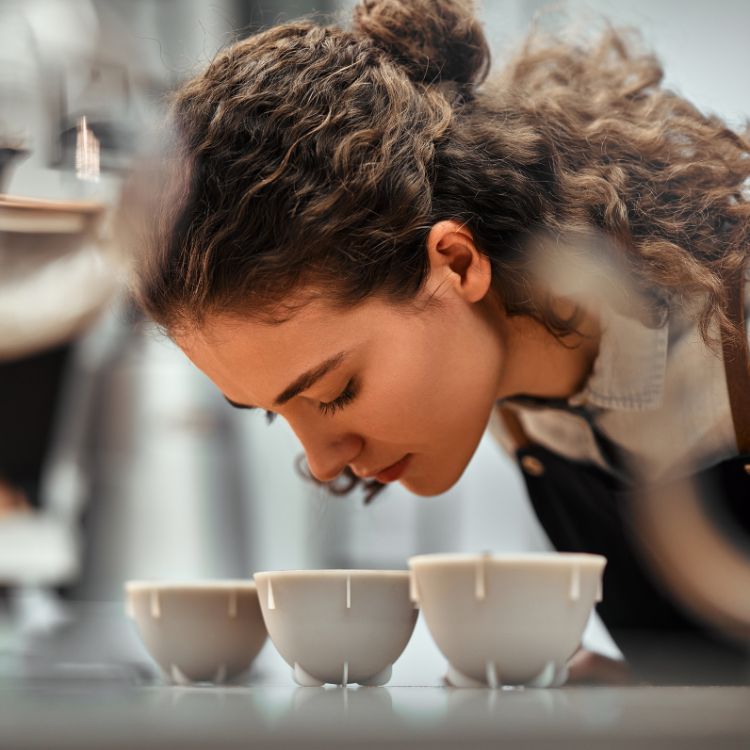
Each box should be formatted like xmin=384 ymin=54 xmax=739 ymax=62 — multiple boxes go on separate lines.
xmin=521 ymin=455 xmax=545 ymax=477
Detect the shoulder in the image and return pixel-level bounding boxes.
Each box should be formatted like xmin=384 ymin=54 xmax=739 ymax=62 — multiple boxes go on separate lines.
xmin=594 ymin=284 xmax=747 ymax=482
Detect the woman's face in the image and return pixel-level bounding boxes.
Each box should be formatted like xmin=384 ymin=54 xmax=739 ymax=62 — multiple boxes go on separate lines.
xmin=174 ymin=222 xmax=511 ymax=496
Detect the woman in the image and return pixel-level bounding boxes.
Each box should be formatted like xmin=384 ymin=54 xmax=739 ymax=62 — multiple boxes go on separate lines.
xmin=130 ymin=0 xmax=750 ymax=683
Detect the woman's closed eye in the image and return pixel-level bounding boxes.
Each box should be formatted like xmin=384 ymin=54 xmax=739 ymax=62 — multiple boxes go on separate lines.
xmin=262 ymin=377 xmax=359 ymax=424
xmin=318 ymin=377 xmax=359 ymax=417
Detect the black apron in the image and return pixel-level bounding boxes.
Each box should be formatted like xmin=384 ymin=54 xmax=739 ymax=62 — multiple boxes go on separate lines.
xmin=499 ymin=267 xmax=750 ymax=685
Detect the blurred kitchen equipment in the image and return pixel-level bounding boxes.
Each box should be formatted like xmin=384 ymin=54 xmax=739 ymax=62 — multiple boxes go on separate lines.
xmin=0 ymin=193 xmax=115 ymax=360
xmin=0 ymin=147 xmax=29 ymax=192
xmin=0 ymin=193 xmax=102 ymax=233
xmin=0 ymin=190 xmax=120 ymax=587
xmin=74 ymin=116 xmax=100 ymax=183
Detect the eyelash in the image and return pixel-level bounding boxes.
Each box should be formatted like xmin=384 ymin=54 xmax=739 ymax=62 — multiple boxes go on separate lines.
xmin=318 ymin=377 xmax=358 ymax=417
xmin=263 ymin=377 xmax=358 ymax=425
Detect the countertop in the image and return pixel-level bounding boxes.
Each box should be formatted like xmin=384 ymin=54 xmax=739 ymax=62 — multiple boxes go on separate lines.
xmin=2 ymin=672 xmax=749 ymax=749
xmin=2 ymin=608 xmax=748 ymax=749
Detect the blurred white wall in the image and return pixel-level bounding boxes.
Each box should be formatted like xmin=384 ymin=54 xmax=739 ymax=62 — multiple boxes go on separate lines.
xmin=564 ymin=0 xmax=750 ymax=128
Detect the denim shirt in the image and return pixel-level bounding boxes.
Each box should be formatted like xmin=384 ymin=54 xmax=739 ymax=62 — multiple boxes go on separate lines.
xmin=488 ymin=268 xmax=750 ymax=484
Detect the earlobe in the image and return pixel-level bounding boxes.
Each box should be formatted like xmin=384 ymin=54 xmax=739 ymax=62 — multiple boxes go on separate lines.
xmin=426 ymin=220 xmax=492 ymax=303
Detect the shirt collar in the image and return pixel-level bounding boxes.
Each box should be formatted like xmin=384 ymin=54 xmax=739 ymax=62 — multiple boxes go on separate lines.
xmin=568 ymin=304 xmax=669 ymax=411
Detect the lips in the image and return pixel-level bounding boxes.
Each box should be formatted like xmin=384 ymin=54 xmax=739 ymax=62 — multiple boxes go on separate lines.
xmin=373 ymin=454 xmax=412 ymax=483
xmin=351 ymin=454 xmax=412 ymax=482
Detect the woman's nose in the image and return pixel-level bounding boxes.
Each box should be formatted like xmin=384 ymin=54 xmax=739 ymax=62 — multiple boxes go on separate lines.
xmin=290 ymin=421 xmax=363 ymax=483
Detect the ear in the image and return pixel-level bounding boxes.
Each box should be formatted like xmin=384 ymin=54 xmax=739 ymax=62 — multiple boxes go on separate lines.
xmin=426 ymin=220 xmax=492 ymax=303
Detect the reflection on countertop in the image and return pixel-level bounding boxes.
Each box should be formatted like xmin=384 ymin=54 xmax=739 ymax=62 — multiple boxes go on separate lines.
xmin=1 ymin=675 xmax=749 ymax=750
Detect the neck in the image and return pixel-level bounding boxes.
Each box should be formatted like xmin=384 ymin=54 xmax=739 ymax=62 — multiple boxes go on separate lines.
xmin=496 ymin=305 xmax=601 ymax=402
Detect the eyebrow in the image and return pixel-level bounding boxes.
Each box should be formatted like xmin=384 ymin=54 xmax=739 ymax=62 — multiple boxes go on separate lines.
xmin=223 ymin=350 xmax=350 ymax=411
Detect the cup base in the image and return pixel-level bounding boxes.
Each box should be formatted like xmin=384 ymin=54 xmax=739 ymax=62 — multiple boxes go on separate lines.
xmin=445 ymin=660 xmax=568 ymax=689
xmin=292 ymin=662 xmax=394 ymax=688
xmin=165 ymin=663 xmax=250 ymax=687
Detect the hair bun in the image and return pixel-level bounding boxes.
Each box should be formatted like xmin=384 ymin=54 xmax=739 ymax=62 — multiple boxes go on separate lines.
xmin=352 ymin=0 xmax=490 ymax=86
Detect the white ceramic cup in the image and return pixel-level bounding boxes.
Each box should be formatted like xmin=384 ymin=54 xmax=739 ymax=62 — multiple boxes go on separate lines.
xmin=253 ymin=570 xmax=418 ymax=687
xmin=408 ymin=552 xmax=607 ymax=688
xmin=125 ymin=580 xmax=267 ymax=685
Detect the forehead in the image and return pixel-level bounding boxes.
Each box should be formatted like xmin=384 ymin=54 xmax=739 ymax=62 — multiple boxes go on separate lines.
xmin=175 ymin=295 xmax=412 ymax=402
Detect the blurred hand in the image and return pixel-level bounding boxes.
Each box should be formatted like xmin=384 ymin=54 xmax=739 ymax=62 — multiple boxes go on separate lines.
xmin=0 ymin=479 xmax=31 ymax=519
xmin=566 ymin=647 xmax=635 ymax=685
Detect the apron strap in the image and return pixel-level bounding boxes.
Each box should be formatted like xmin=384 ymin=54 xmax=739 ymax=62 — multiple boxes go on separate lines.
xmin=720 ymin=265 xmax=750 ymax=454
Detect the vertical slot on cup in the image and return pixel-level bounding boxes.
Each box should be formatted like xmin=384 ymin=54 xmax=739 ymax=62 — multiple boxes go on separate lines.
xmin=409 ymin=572 xmax=419 ymax=607
xmin=475 ymin=557 xmax=487 ymax=601
xmin=569 ymin=565 xmax=581 ymax=602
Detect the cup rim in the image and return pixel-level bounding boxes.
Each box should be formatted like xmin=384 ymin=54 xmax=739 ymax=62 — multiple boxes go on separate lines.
xmin=124 ymin=579 xmax=258 ymax=592
xmin=408 ymin=552 xmax=606 ymax=568
xmin=253 ymin=569 xmax=410 ymax=581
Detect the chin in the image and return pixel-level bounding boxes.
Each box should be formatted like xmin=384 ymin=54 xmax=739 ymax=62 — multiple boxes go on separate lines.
xmin=399 ymin=463 xmax=465 ymax=498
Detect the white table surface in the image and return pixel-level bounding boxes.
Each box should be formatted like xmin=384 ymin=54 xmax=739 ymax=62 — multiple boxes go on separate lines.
xmin=2 ymin=605 xmax=749 ymax=749
xmin=2 ymin=668 xmax=749 ymax=750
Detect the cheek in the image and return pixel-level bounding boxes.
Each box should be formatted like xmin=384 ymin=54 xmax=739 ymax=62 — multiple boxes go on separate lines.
xmin=418 ymin=339 xmax=495 ymax=424
xmin=353 ymin=344 xmax=458 ymax=439
xmin=352 ymin=374 xmax=422 ymax=438
xmin=346 ymin=350 xmax=434 ymax=441
xmin=348 ymin=307 xmax=499 ymax=445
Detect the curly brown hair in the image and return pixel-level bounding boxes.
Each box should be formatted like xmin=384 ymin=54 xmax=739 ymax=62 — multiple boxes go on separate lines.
xmin=131 ymin=0 xmax=750 ymax=503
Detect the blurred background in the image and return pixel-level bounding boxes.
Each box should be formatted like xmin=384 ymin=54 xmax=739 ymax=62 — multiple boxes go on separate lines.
xmin=1 ymin=0 xmax=748 ymax=684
